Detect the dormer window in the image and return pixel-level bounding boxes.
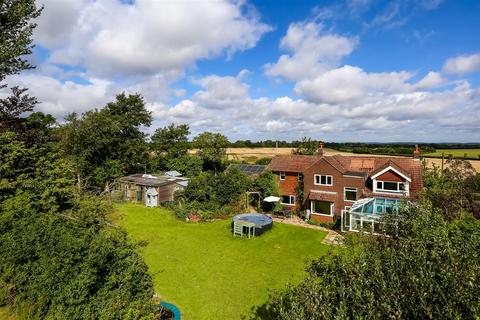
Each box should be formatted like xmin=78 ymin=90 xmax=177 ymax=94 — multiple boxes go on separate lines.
xmin=376 ymin=181 xmax=405 ymax=192
xmin=371 ymin=165 xmax=411 ymax=196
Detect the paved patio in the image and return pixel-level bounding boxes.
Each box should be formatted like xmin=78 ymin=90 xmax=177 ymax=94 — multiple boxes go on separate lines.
xmin=269 ymin=215 xmax=344 ymax=245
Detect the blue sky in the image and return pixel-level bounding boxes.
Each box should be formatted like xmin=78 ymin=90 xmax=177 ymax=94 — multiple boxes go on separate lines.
xmin=4 ymin=0 xmax=480 ymax=142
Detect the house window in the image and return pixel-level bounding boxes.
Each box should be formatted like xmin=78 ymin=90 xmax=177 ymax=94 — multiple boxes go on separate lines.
xmin=298 ymin=174 xmax=303 ymax=182
xmin=376 ymin=181 xmax=405 ymax=192
xmin=311 ymin=200 xmax=333 ymax=216
xmin=281 ymin=195 xmax=295 ymax=205
xmin=344 ymin=187 xmax=357 ymax=201
xmin=314 ymin=174 xmax=333 ymax=186
xmin=279 ymin=172 xmax=286 ymax=181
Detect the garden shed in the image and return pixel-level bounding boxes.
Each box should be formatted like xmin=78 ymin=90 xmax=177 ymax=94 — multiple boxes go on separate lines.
xmin=115 ymin=173 xmax=189 ymax=207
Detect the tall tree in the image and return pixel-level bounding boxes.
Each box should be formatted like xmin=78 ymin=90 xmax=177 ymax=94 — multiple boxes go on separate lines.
xmin=59 ymin=93 xmax=152 ymax=190
xmin=151 ymin=123 xmax=190 ymax=169
xmin=0 ymin=0 xmax=42 ymax=83
xmin=422 ymin=159 xmax=480 ymax=219
xmin=292 ymin=137 xmax=319 ymax=155
xmin=193 ymin=131 xmax=229 ymax=174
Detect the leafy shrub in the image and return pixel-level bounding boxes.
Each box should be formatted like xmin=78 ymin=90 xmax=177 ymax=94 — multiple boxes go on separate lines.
xmin=0 ymin=194 xmax=156 ymax=319
xmin=254 ymin=201 xmax=480 ymax=319
xmin=255 ymin=157 xmax=272 ymax=165
xmin=307 ymin=220 xmax=335 ymax=229
xmin=173 ymin=168 xmax=252 ymax=221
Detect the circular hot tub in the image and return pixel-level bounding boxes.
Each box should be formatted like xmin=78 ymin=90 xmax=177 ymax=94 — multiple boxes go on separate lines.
xmin=232 ymin=213 xmax=273 ymax=236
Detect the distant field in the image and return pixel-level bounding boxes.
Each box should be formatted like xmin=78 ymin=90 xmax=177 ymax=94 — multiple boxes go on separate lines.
xmin=223 ymin=147 xmax=480 ymax=172
xmin=424 ymin=149 xmax=480 ymax=159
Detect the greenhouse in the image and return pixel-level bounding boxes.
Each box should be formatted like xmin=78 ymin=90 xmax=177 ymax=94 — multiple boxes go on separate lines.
xmin=341 ymin=197 xmax=402 ymax=235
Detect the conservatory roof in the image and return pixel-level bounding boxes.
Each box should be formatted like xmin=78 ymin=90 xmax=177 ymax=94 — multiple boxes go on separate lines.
xmin=349 ymin=197 xmax=402 ymax=216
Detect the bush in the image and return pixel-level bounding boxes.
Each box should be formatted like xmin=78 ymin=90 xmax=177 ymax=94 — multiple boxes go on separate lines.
xmin=255 ymin=157 xmax=272 ymax=165
xmin=173 ymin=168 xmax=252 ymax=221
xmin=255 ymin=201 xmax=480 ymax=319
xmin=307 ymin=220 xmax=335 ymax=229
xmin=0 ymin=194 xmax=156 ymax=319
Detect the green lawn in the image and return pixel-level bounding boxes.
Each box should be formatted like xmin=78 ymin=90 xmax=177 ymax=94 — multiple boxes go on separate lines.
xmin=114 ymin=204 xmax=330 ymax=320
xmin=424 ymin=149 xmax=480 ymax=159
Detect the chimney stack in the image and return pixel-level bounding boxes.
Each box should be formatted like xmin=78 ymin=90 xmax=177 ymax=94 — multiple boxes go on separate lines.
xmin=413 ymin=144 xmax=420 ymax=160
xmin=318 ymin=142 xmax=324 ymax=157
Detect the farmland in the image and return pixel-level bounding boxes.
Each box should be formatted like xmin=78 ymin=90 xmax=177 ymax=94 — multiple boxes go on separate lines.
xmin=423 ymin=149 xmax=480 ymax=159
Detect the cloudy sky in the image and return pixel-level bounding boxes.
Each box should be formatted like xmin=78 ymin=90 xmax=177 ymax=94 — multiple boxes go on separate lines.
xmin=4 ymin=0 xmax=480 ymax=142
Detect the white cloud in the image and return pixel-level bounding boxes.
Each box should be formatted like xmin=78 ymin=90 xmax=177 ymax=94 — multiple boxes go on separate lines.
xmin=413 ymin=71 xmax=445 ymax=90
xmin=294 ymin=65 xmax=413 ymax=104
xmin=264 ymin=22 xmax=358 ymax=81
xmin=3 ymin=74 xmax=114 ymax=117
xmin=191 ymin=70 xmax=250 ymax=109
xmin=442 ymin=53 xmax=480 ymax=75
xmin=420 ymin=0 xmax=444 ymax=10
xmin=35 ymin=0 xmax=271 ymax=78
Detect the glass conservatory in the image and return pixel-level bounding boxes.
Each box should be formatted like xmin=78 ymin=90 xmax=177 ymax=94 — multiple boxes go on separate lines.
xmin=341 ymin=197 xmax=402 ymax=235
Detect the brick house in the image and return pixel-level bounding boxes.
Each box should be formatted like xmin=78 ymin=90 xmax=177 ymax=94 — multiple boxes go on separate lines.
xmin=268 ymin=145 xmax=423 ymax=223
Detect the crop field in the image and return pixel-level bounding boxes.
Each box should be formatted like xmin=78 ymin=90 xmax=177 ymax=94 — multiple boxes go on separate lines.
xmin=423 ymin=149 xmax=480 ymax=159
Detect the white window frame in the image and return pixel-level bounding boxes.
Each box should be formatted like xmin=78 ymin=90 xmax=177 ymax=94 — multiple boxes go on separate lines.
xmin=281 ymin=195 xmax=295 ymax=206
xmin=374 ymin=181 xmax=405 ymax=193
xmin=310 ymin=200 xmax=334 ymax=217
xmin=279 ymin=172 xmax=286 ymax=181
xmin=314 ymin=174 xmax=333 ymax=186
xmin=344 ymin=187 xmax=358 ymax=202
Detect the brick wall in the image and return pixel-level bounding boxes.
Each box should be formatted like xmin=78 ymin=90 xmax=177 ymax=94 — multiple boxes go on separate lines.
xmin=274 ymin=171 xmax=300 ymax=209
xmin=303 ymin=158 xmax=366 ymax=221
xmin=376 ymin=170 xmax=405 ymax=182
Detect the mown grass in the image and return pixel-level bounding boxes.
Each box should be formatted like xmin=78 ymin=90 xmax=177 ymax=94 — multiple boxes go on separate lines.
xmin=424 ymin=149 xmax=480 ymax=159
xmin=114 ymin=203 xmax=330 ymax=320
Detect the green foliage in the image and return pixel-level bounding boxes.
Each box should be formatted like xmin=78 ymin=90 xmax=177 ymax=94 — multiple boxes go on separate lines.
xmin=292 ymin=137 xmax=319 ymax=155
xmin=166 ymin=155 xmax=203 ymax=177
xmin=253 ymin=171 xmax=280 ymax=212
xmin=174 ymin=168 xmax=251 ymax=220
xmin=0 ymin=195 xmax=156 ymax=319
xmin=422 ymin=158 xmax=480 ymax=219
xmin=254 ymin=157 xmax=272 ymax=165
xmin=0 ymin=111 xmax=156 ymax=319
xmin=255 ymin=202 xmax=480 ymax=319
xmin=0 ymin=132 xmax=75 ymax=210
xmin=193 ymin=131 xmax=229 ymax=173
xmin=58 ymin=93 xmax=152 ymax=189
xmin=0 ymin=0 xmax=42 ymax=83
xmin=151 ymin=123 xmax=190 ymax=169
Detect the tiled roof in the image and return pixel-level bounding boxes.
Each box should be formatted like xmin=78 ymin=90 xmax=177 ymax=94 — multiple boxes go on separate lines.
xmin=336 ymin=155 xmax=423 ymax=195
xmin=268 ymin=154 xmax=423 ymax=195
xmin=268 ymin=155 xmax=320 ymax=173
xmin=308 ymin=190 xmax=338 ymax=202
